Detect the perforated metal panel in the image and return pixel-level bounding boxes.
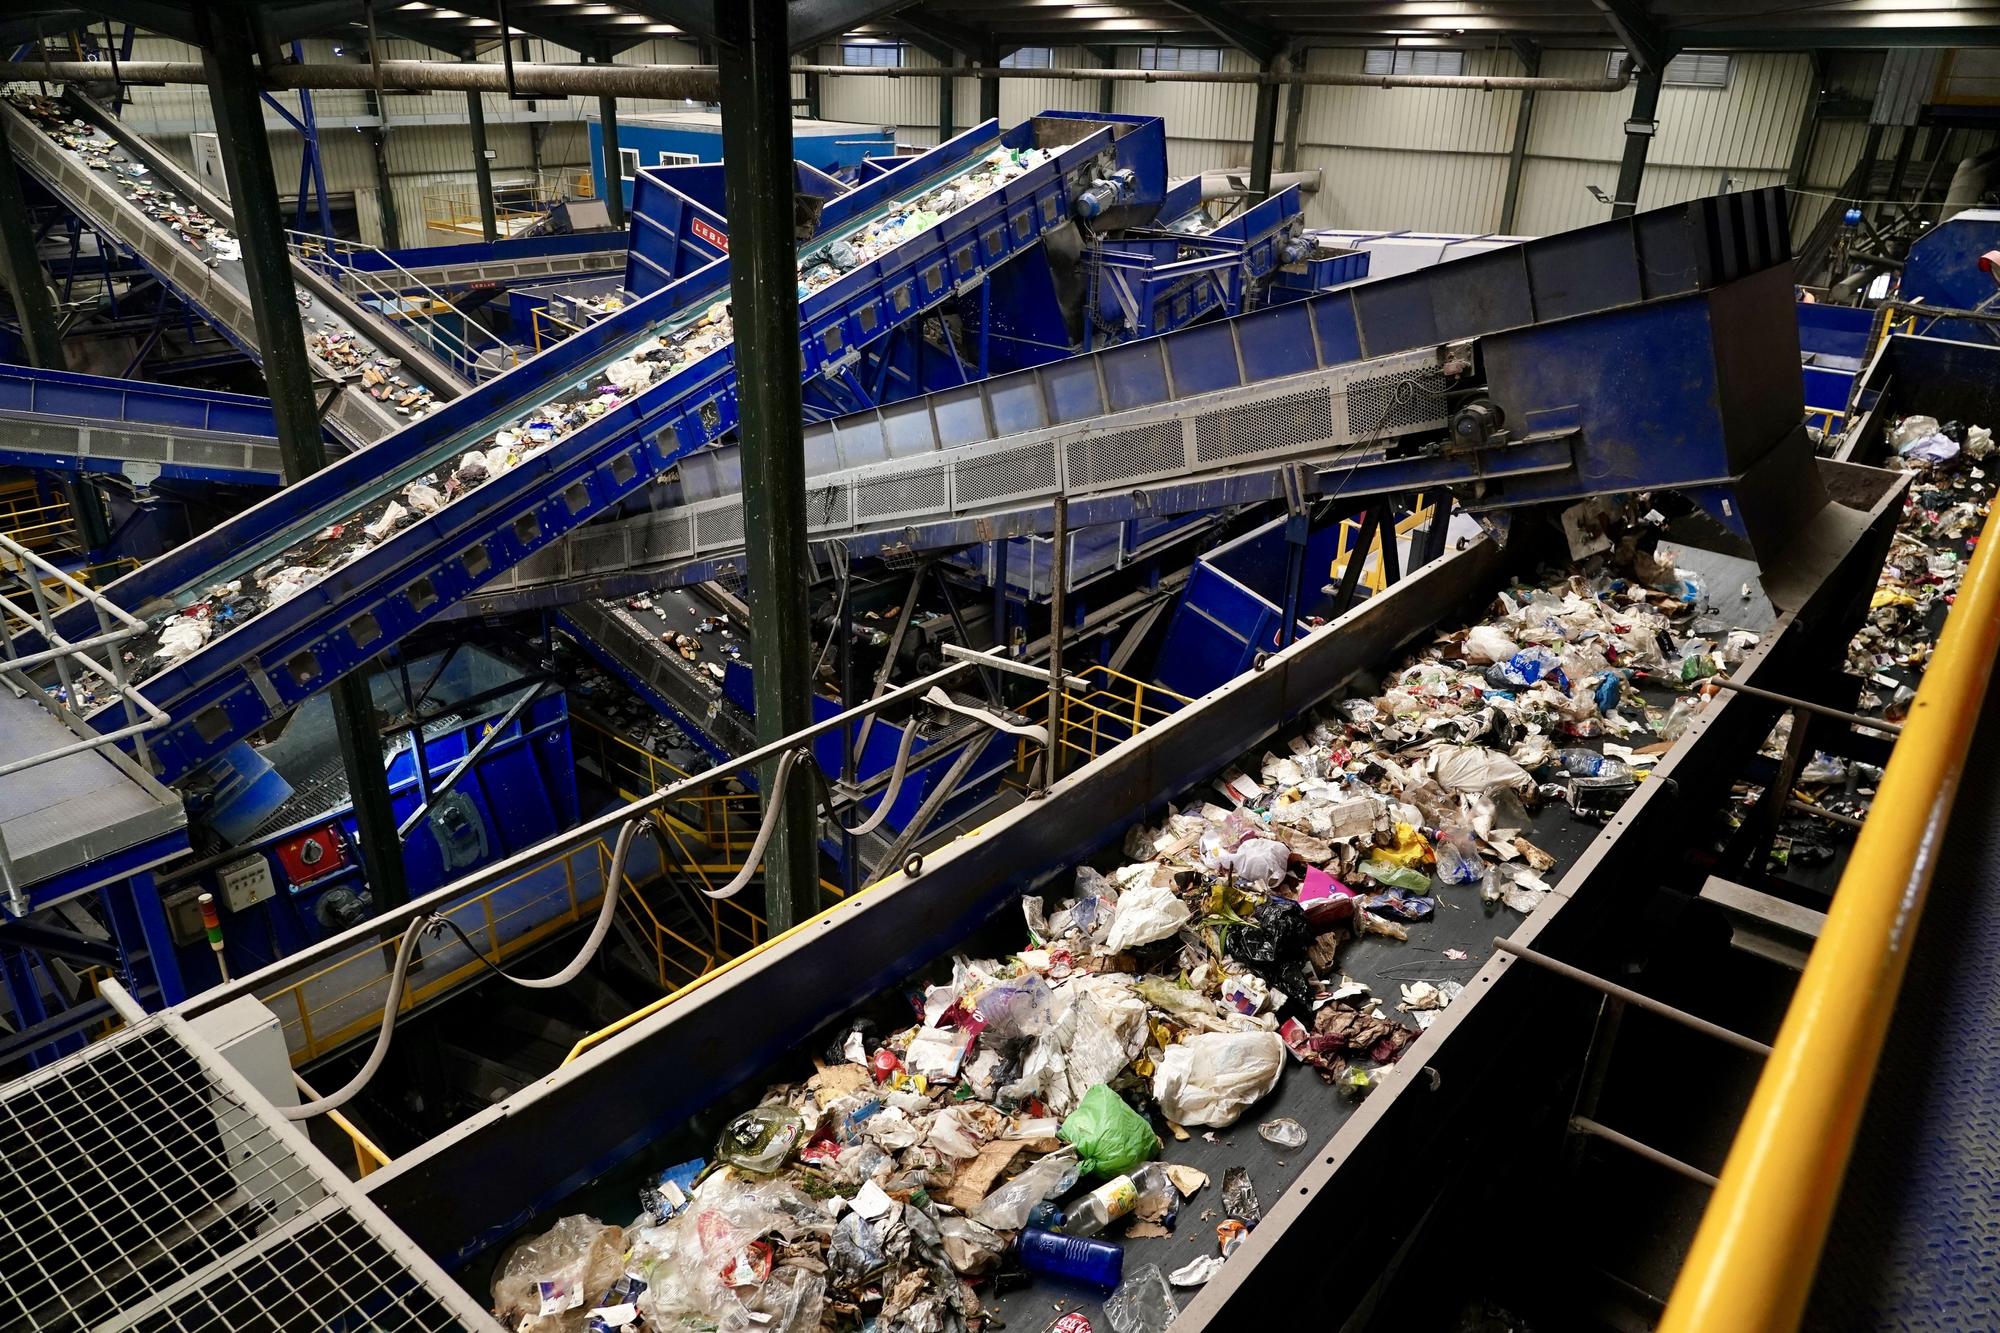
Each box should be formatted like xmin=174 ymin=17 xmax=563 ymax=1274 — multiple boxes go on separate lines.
xmin=1342 ymin=371 xmax=1448 ymax=437
xmin=0 ymin=1015 xmax=496 ymax=1333
xmin=806 ymin=484 xmax=853 ymax=532
xmin=953 ymin=439 xmax=1059 ymax=505
xmin=1065 ymin=421 xmax=1186 ymax=488
xmin=1192 ymin=387 xmax=1336 ymax=464
xmin=855 ymin=465 xmax=948 ymax=522
xmin=694 ymin=505 xmax=744 ymax=551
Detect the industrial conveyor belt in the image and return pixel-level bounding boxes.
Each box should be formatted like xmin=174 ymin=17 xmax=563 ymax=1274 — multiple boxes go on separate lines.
xmin=1 ymin=90 xmax=468 ymax=447
xmin=1805 ymin=663 xmax=2000 ymax=1329
xmin=0 ymin=362 xmax=283 ymax=484
xmin=49 ymin=118 xmax=1136 ymax=784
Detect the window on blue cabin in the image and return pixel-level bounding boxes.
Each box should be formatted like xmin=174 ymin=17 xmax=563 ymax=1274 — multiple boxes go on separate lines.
xmin=1363 ymin=48 xmax=1466 ymax=76
xmin=617 ymin=146 xmax=640 ymax=180
xmin=658 ymin=151 xmax=698 ymax=167
xmin=1137 ymin=46 xmax=1223 ymax=73
xmin=843 ymin=43 xmax=905 ymax=67
xmin=1001 ymin=47 xmax=1053 ymax=69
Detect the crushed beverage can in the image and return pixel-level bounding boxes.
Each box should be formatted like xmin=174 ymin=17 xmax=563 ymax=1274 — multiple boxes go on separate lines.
xmin=1043 ymin=1313 xmax=1094 ymax=1333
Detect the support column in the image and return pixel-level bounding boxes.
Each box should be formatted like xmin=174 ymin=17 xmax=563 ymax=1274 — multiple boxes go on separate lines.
xmin=1500 ymin=44 xmax=1541 ymax=233
xmin=0 ymin=110 xmax=63 ymax=369
xmin=201 ymin=5 xmax=408 ymax=910
xmin=465 ymin=51 xmax=499 ymax=243
xmin=1248 ymin=54 xmax=1281 ymax=200
xmin=977 ymin=40 xmax=1001 ymax=125
xmin=1785 ymin=52 xmax=1826 ymax=194
xmin=805 ymin=69 xmax=822 ymax=120
xmin=1098 ymin=49 xmax=1115 ymax=116
xmin=1612 ymin=65 xmax=1663 ymax=220
xmin=717 ymin=0 xmax=818 ymax=931
xmin=939 ymin=58 xmax=954 ymax=142
xmin=597 ymin=53 xmax=626 ymax=230
xmin=1279 ymin=45 xmax=1305 ymax=175
xmin=364 ymin=91 xmax=400 ymax=247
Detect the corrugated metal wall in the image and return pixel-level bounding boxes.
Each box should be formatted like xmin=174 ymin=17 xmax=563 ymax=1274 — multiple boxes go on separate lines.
xmin=801 ymin=42 xmax=1897 ymax=244
xmin=88 ymin=37 xmax=1911 ymax=252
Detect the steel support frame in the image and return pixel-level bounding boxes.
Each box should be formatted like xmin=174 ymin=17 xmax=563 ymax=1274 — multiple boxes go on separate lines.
xmin=465 ymin=52 xmax=500 ymax=244
xmin=200 ymin=5 xmax=410 ymax=911
xmin=597 ymin=60 xmax=626 ymax=231
xmin=1500 ymin=41 xmax=1540 ymax=233
xmin=1248 ymin=52 xmax=1281 ymax=201
xmin=717 ymin=0 xmax=817 ymax=932
xmin=1612 ymin=65 xmax=1663 ymax=220
xmin=0 ymin=105 xmax=64 ymax=369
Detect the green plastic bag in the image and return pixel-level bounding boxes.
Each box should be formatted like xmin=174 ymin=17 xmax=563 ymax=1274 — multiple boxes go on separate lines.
xmin=1058 ymin=1084 xmax=1157 ymax=1177
xmin=1358 ymin=858 xmax=1432 ymax=893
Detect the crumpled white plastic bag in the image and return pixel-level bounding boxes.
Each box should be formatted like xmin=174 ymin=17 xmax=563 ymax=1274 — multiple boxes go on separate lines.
xmin=1102 ymin=883 xmax=1190 ymax=952
xmin=1426 ymin=745 xmax=1535 ymax=795
xmin=1150 ymin=1030 xmax=1286 ymax=1128
xmin=1461 ymin=624 xmax=1520 ymax=665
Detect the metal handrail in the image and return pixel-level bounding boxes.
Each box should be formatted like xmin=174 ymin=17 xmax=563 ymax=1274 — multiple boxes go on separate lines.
xmin=1014 ymin=664 xmax=1192 ymax=769
xmin=284 ymin=229 xmax=518 ymax=382
xmin=191 ymin=659 xmax=983 ymax=1041
xmin=0 ymin=530 xmax=169 ymax=913
xmin=1659 ymin=498 xmax=2000 ymax=1330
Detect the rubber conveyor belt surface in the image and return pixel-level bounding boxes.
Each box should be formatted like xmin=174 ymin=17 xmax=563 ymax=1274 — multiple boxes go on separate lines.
xmin=1806 ymin=664 xmax=2000 ymax=1330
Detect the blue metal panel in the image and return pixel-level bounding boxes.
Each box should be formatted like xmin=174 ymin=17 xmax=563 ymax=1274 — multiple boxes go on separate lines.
xmin=1902 ymin=208 xmax=2000 ymax=316
xmin=0 ymin=364 xmax=279 ymax=436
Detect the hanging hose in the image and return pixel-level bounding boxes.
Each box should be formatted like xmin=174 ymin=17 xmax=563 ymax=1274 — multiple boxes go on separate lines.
xmin=811 ymin=711 xmax=922 ymax=839
xmin=701 ymin=748 xmax=807 ymax=899
xmin=280 ymin=915 xmax=429 ymax=1122
xmin=280 ymin=818 xmax=650 ymax=1121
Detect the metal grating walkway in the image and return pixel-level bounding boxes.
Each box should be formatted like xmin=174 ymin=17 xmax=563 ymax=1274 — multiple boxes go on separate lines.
xmin=0 ymin=1015 xmax=499 ymax=1332
xmin=1807 ymin=666 xmax=2000 ymax=1329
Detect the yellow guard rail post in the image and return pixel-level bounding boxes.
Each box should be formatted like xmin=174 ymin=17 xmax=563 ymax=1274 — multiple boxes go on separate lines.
xmin=1660 ymin=498 xmax=2000 ymax=1331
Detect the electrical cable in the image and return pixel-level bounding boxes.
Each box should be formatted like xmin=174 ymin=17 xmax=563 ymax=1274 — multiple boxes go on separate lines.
xmin=701 ymin=748 xmax=807 ymax=899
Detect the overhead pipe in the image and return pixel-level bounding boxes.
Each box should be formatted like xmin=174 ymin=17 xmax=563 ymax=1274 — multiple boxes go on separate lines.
xmin=0 ymin=58 xmax=1626 ymax=98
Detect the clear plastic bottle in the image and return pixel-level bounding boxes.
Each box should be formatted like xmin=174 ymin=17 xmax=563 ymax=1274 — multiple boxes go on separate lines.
xmin=1063 ymin=1174 xmax=1138 ymax=1237
xmin=1018 ymin=1226 xmax=1125 ymax=1290
xmin=1066 ymin=1162 xmax=1173 ymax=1237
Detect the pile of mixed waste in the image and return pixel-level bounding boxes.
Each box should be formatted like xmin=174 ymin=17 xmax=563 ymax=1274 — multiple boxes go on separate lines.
xmin=488 ymin=561 xmax=1735 ymax=1333
xmin=84 ymin=146 xmax=1046 ymax=694
xmin=1846 ymin=413 xmax=1996 ymax=719
xmin=1731 ymin=411 xmax=2000 ymax=867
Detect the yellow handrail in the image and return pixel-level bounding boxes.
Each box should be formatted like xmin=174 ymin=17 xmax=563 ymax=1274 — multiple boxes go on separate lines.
xmin=531 ymin=305 xmax=583 ymax=352
xmin=1659 ymin=497 xmax=2000 ymax=1331
xmin=328 ymin=1106 xmax=393 ymax=1178
xmin=1013 ymin=664 xmax=1193 ymax=772
xmin=1330 ymin=497 xmax=1440 ymax=597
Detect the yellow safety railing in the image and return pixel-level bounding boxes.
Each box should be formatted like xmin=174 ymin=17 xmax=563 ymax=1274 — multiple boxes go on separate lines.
xmin=1862 ymin=304 xmax=1921 ymax=367
xmin=259 ymin=840 xmax=608 ymax=1066
xmin=327 ymin=1105 xmax=393 ymax=1178
xmin=617 ymin=812 xmax=767 ymax=989
xmin=1330 ymin=496 xmax=1442 ymax=597
xmin=0 ymin=489 xmax=77 ymax=554
xmin=421 ymin=171 xmax=595 ymax=238
xmin=571 ymin=717 xmax=764 ymax=863
xmin=1804 ymin=405 xmax=1847 ymax=435
xmin=0 ymin=555 xmax=139 ymax=635
xmin=531 ymin=304 xmax=584 ymax=353
xmin=1660 ymin=499 xmax=2000 ymax=1331
xmin=1014 ymin=664 xmax=1193 ymax=772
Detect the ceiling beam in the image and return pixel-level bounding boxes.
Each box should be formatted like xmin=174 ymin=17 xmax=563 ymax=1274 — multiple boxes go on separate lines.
xmin=1590 ymin=0 xmax=1674 ymax=70
xmin=615 ymin=0 xmax=719 ymax=43
xmin=789 ymin=0 xmax=924 ymax=50
xmin=1160 ymin=0 xmax=1281 ymax=62
xmin=883 ymin=9 xmax=992 ymax=55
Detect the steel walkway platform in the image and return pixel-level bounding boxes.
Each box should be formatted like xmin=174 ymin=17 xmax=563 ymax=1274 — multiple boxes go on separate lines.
xmin=0 ymin=686 xmax=184 ymax=907
xmin=0 ymin=363 xmax=283 ymax=485
xmin=1806 ymin=663 xmax=2000 ymax=1329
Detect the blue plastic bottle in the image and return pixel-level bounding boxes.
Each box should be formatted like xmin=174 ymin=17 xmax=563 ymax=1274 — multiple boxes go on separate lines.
xmin=1017 ymin=1226 xmax=1124 ymax=1291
